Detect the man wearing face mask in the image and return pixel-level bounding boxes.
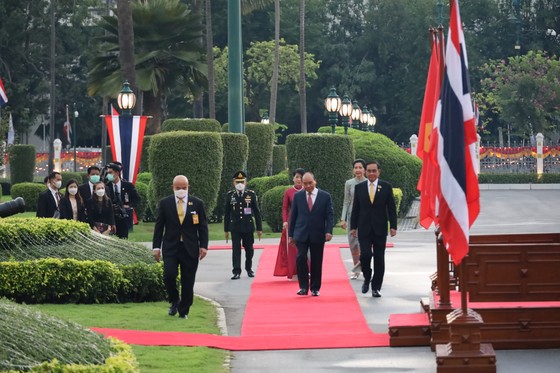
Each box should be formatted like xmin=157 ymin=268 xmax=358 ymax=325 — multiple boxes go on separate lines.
xmin=79 ymin=165 xmax=101 ymax=201
xmin=152 ymin=175 xmax=209 ymax=319
xmin=105 ymin=163 xmax=140 ymax=239
xmin=224 ymin=170 xmax=262 ymax=280
xmin=37 ymin=171 xmax=63 ymax=218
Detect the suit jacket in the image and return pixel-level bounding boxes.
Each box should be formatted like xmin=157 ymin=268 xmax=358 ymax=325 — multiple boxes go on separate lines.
xmin=78 ymin=182 xmax=93 ymax=201
xmin=289 ymin=188 xmax=334 ymax=244
xmin=153 ymin=195 xmax=209 ymax=259
xmin=223 ymin=189 xmax=262 ymax=233
xmin=106 ymin=180 xmax=140 ymax=209
xmin=350 ymin=179 xmax=397 ymax=238
xmin=36 ymin=189 xmax=61 ymax=218
xmin=59 ymin=196 xmax=87 ymax=222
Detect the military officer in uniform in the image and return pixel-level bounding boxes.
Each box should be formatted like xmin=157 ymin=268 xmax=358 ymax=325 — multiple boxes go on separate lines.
xmin=224 ymin=170 xmax=262 ymax=279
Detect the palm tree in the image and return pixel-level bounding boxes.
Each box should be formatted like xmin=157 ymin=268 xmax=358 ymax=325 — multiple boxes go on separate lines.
xmin=299 ymin=0 xmax=307 ymax=133
xmin=89 ymin=0 xmax=207 ymax=134
xmin=205 ymin=0 xmax=216 ymax=119
xmin=268 ymin=0 xmax=280 ymax=124
xmin=116 ymin=0 xmax=137 ymax=110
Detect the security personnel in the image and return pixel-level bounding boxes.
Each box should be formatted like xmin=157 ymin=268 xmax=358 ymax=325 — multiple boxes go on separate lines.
xmin=224 ymin=171 xmax=262 ymax=279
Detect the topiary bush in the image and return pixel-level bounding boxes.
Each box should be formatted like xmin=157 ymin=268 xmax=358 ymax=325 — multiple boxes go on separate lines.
xmin=261 ymin=185 xmax=291 ymax=232
xmin=272 ymin=144 xmax=287 ymax=175
xmin=60 ymin=171 xmax=84 ymax=184
xmin=139 ymin=135 xmax=152 ymax=173
xmin=149 ymin=131 xmax=223 ymax=213
xmin=134 ymin=181 xmax=148 ymax=221
xmin=286 ymin=133 xmax=354 ymax=221
xmin=8 ymin=145 xmax=36 ymax=184
xmin=10 ymin=182 xmax=46 ymax=212
xmin=212 ymin=133 xmax=249 ymax=222
xmin=245 ymin=122 xmax=276 ymax=178
xmin=136 ymin=171 xmax=152 ymax=185
xmin=162 ymin=118 xmax=222 ymax=133
xmin=246 ymin=171 xmax=290 ymax=206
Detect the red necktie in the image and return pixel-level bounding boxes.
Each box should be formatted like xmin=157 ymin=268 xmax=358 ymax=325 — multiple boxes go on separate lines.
xmin=307 ymin=192 xmax=313 ymax=211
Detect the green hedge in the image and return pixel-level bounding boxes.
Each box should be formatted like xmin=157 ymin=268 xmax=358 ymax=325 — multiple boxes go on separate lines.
xmin=149 ymin=131 xmax=223 ymax=213
xmin=134 ymin=181 xmax=148 ymax=221
xmin=10 ymin=182 xmax=46 ymax=212
xmin=478 ymin=173 xmax=560 ymax=183
xmin=246 ymin=171 xmax=290 ymax=205
xmin=286 ymin=133 xmax=355 ymax=220
xmin=162 ymin=118 xmax=222 ymax=133
xmin=136 ymin=172 xmax=152 ymax=185
xmin=212 ymin=133 xmax=249 ymax=222
xmin=246 ymin=123 xmax=275 ymax=178
xmin=272 ymin=144 xmax=287 ymax=175
xmin=0 ymin=259 xmax=165 ymax=304
xmin=261 ymin=185 xmax=290 ymax=232
xmin=8 ymin=145 xmax=36 ymax=184
xmin=0 ymin=299 xmax=138 ymax=372
xmin=139 ymin=135 xmax=152 ymax=173
xmin=60 ymin=171 xmax=84 ymax=184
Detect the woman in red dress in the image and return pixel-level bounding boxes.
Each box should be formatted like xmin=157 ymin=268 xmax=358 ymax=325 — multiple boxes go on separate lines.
xmin=273 ymin=168 xmax=305 ymax=279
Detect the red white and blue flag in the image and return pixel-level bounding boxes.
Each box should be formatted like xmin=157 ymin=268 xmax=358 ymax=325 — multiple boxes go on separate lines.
xmin=433 ymin=0 xmax=480 ymax=265
xmin=104 ymin=115 xmax=147 ymax=184
xmin=0 ymin=77 xmax=8 ymax=107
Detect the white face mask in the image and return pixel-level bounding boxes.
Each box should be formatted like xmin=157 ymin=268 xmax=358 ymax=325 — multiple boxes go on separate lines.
xmin=95 ymin=189 xmax=105 ymax=197
xmin=54 ymin=180 xmax=62 ymax=189
xmin=235 ymin=183 xmax=245 ymax=192
xmin=68 ymin=187 xmax=78 ymax=196
xmin=174 ymin=189 xmax=187 ymax=199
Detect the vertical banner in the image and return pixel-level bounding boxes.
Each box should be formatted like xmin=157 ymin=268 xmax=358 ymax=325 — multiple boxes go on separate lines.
xmin=53 ymin=139 xmax=62 ymax=172
xmin=104 ymin=115 xmax=147 ymax=184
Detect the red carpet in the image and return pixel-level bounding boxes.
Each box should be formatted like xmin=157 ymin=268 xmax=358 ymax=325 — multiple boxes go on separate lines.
xmin=93 ymin=243 xmax=390 ymax=350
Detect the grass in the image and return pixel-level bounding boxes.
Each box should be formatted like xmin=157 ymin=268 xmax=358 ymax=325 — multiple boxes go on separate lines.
xmin=30 ymin=300 xmax=228 ymax=373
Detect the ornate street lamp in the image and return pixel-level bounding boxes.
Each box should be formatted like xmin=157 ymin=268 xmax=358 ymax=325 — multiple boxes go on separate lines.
xmin=351 ymin=100 xmax=362 ymax=130
xmin=339 ymin=95 xmax=352 ymax=136
xmin=361 ymin=105 xmax=370 ymax=132
xmin=117 ymin=80 xmax=137 ymax=116
xmin=369 ymin=113 xmax=377 ymax=132
xmin=325 ymin=87 xmax=341 ymax=134
xmin=261 ymin=111 xmax=270 ymax=124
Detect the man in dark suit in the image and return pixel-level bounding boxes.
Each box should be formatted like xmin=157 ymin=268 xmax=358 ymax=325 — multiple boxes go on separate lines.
xmin=105 ymin=163 xmax=140 ymax=239
xmin=350 ymin=161 xmax=397 ymax=298
xmin=288 ymin=172 xmax=334 ymax=297
xmin=224 ymin=170 xmax=262 ymax=280
xmin=36 ymin=171 xmax=63 ymax=218
xmin=78 ymin=165 xmax=101 ymax=201
xmin=152 ymin=175 xmax=209 ymax=319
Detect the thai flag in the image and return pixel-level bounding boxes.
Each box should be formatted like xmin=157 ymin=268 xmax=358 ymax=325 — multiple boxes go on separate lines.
xmin=433 ymin=0 xmax=480 ymax=265
xmin=0 ymin=78 xmax=8 ymax=107
xmin=104 ymin=115 xmax=147 ymax=184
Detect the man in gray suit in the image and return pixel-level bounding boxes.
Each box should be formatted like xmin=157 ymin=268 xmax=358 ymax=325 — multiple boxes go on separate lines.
xmin=288 ymin=172 xmax=334 ymax=297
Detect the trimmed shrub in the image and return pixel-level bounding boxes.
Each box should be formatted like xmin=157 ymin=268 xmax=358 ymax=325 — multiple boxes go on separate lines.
xmin=149 ymin=131 xmax=223 ymax=213
xmin=134 ymin=181 xmax=148 ymax=221
xmin=136 ymin=171 xmax=152 ymax=185
xmin=286 ymin=133 xmax=355 ymax=220
xmin=246 ymin=122 xmax=275 ymax=178
xmin=10 ymin=182 xmax=46 ymax=212
xmin=212 ymin=133 xmax=249 ymax=222
xmin=272 ymin=144 xmax=287 ymax=175
xmin=261 ymin=185 xmax=291 ymax=232
xmin=8 ymin=145 xmax=35 ymax=184
xmin=162 ymin=118 xmax=222 ymax=133
xmin=246 ymin=171 xmax=290 ymax=205
xmin=60 ymin=171 xmax=84 ymax=184
xmin=119 ymin=262 xmax=165 ymax=302
xmin=139 ymin=135 xmax=152 ymax=173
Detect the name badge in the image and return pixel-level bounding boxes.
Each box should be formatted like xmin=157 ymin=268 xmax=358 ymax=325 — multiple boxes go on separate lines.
xmin=192 ymin=214 xmax=199 ymax=224
xmin=243 ymin=207 xmax=252 ymax=215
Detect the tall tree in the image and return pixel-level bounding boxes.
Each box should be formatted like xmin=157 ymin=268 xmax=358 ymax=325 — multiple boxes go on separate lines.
xmin=268 ymin=0 xmax=280 ymax=124
xmin=298 ymin=0 xmax=306 ymax=133
xmin=116 ymin=0 xmax=137 ymax=100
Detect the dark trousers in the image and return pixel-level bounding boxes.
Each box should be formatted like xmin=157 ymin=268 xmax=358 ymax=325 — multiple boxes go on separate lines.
xmin=163 ymin=248 xmax=199 ymax=316
xmin=231 ymin=231 xmax=254 ymax=274
xmin=358 ymin=234 xmax=387 ymax=291
xmin=115 ymin=217 xmax=129 ymax=239
xmin=295 ymin=240 xmax=325 ymax=292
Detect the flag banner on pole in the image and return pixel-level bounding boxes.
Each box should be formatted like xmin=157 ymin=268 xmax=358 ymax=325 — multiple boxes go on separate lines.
xmin=63 ymin=105 xmax=72 ymax=147
xmin=417 ymin=32 xmax=442 ymax=229
xmin=7 ymin=113 xmax=15 ymax=145
xmin=433 ymin=0 xmax=480 ymax=265
xmin=111 ymin=105 xmax=119 ymax=116
xmin=0 ymin=78 xmax=8 ymax=107
xmin=104 ymin=115 xmax=147 ymax=184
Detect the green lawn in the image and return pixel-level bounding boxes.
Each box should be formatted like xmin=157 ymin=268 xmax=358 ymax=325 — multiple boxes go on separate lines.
xmin=30 ymin=300 xmax=228 ymax=373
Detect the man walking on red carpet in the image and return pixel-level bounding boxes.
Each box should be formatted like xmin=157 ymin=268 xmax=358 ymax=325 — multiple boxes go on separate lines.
xmin=288 ymin=172 xmax=334 ymax=297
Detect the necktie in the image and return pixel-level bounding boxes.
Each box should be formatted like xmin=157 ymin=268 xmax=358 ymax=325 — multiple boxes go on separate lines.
xmin=55 ymin=192 xmax=60 ymax=207
xmin=115 ymin=184 xmax=121 ymax=203
xmin=177 ymin=199 xmax=184 ymax=224
xmin=307 ymin=192 xmax=313 ymax=211
xmin=369 ymin=182 xmax=375 ymax=204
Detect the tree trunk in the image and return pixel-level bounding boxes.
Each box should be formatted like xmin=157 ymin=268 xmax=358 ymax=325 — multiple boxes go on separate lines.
xmin=299 ymin=0 xmax=307 ymax=133
xmin=192 ymin=0 xmax=204 ymax=118
xmin=206 ymin=0 xmax=216 ymax=119
xmin=116 ymin=0 xmax=137 ymax=113
xmin=269 ymin=0 xmax=280 ymax=124
xmin=143 ymin=90 xmax=164 ymax=135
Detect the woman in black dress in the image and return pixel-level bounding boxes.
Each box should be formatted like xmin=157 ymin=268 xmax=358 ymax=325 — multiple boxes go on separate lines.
xmin=86 ymin=182 xmax=116 ymax=235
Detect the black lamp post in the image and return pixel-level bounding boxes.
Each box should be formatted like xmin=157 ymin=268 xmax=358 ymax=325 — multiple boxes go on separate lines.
xmin=117 ymin=80 xmax=137 ymax=116
xmin=351 ymin=100 xmax=362 ymax=130
xmin=325 ymin=87 xmax=341 ymax=134
xmin=73 ymin=103 xmax=78 ymax=172
xmin=339 ymin=95 xmax=352 ymax=136
xmin=361 ymin=106 xmax=370 ymax=132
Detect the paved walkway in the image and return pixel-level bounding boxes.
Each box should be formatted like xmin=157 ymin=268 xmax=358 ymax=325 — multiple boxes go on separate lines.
xmin=193 ymin=189 xmax=560 ymax=372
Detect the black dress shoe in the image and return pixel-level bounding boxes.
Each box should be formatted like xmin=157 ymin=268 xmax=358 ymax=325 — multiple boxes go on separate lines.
xmin=361 ymin=281 xmax=370 ymax=294
xmin=247 ymin=270 xmax=255 ymax=277
xmin=311 ymin=290 xmax=320 ymax=297
xmin=231 ymin=274 xmax=241 ymax=280
xmin=168 ymin=304 xmax=178 ymax=316
xmin=178 ymin=313 xmax=188 ymax=319
xmin=297 ymin=289 xmax=308 ymax=296
xmin=372 ymin=290 xmax=382 ymax=298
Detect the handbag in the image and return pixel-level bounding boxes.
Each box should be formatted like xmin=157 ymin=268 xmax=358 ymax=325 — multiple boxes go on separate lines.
xmin=94 ymin=222 xmax=111 ymax=235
